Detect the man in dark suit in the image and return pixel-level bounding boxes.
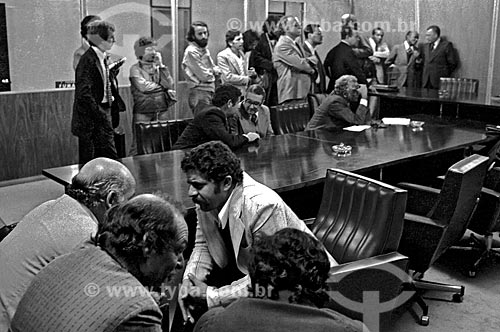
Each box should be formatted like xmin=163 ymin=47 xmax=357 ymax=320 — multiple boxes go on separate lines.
xmin=172 ymin=84 xmax=259 ymax=150
xmin=249 ymin=15 xmax=280 ymax=106
xmin=324 ymin=25 xmax=367 ymax=93
xmin=303 ymin=24 xmax=327 ymax=94
xmin=71 ymin=20 xmax=125 ymax=164
xmin=420 ymin=25 xmax=458 ymax=89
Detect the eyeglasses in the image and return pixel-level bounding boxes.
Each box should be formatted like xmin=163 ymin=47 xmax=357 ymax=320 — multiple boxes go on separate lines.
xmin=244 ymin=99 xmax=261 ymax=106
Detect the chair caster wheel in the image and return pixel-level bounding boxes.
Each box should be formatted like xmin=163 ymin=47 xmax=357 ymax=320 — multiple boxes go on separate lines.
xmin=452 ymin=293 xmax=463 ymax=303
xmin=419 ymin=315 xmax=430 ymax=326
xmin=468 ymin=270 xmax=476 ymax=278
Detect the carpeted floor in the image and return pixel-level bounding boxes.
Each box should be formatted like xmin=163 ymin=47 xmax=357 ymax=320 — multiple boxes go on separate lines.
xmin=1 ymin=178 xmax=499 ymax=331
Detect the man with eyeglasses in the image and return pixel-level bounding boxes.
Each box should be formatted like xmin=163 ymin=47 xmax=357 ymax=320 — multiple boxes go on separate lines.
xmin=228 ymin=84 xmax=274 ymax=138
xmin=71 ymin=20 xmax=126 ymax=164
xmin=306 ymin=75 xmax=371 ymax=130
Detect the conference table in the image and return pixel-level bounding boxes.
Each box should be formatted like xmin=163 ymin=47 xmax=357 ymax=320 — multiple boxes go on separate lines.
xmin=43 ymin=117 xmax=487 ymax=211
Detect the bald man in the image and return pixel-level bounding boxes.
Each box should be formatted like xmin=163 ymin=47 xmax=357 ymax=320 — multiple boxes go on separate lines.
xmin=0 ymin=157 xmax=135 ymax=330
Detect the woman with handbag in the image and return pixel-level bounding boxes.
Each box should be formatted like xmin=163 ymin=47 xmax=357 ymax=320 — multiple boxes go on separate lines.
xmin=129 ymin=37 xmax=176 ymax=154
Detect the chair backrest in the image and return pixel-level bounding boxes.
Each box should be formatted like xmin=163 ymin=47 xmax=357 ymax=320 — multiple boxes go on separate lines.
xmin=135 ymin=119 xmax=192 ymax=155
xmin=310 ymin=169 xmax=408 ymax=264
xmin=269 ymin=102 xmax=311 ymax=135
xmin=430 ymin=154 xmax=488 ymax=256
xmin=439 ymin=77 xmax=479 ymax=96
xmin=307 ymin=93 xmax=328 ymax=118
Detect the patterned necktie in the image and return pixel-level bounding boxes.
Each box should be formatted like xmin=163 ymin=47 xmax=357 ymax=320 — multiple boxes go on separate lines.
xmin=250 ymin=114 xmax=258 ymax=126
xmin=104 ymin=55 xmax=113 ymax=106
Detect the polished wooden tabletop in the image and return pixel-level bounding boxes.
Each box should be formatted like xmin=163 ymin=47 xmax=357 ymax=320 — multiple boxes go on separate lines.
xmin=43 ymin=119 xmax=486 ymax=210
xmin=370 ymin=87 xmax=500 ymax=109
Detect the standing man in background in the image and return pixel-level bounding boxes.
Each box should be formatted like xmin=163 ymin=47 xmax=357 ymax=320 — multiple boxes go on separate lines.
xmin=71 ymin=20 xmax=126 ymax=164
xmin=420 ymin=25 xmax=458 ymax=89
xmin=273 ymin=15 xmax=316 ymax=105
xmin=183 ymin=21 xmax=221 ymax=115
xmin=386 ymin=31 xmax=421 ymax=88
xmin=303 ymin=24 xmax=327 ymax=94
xmin=368 ymin=27 xmax=390 ymax=84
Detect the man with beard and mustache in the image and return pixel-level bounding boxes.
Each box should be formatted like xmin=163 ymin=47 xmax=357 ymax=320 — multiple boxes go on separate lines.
xmin=306 ymin=75 xmax=371 ymax=130
xmin=177 ymin=141 xmax=337 ymax=325
xmin=10 ymin=194 xmax=188 ymax=332
xmin=183 ymin=21 xmax=221 ymax=115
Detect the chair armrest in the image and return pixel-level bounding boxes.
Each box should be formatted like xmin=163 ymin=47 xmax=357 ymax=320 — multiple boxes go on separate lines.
xmin=397 ymin=182 xmax=440 ymax=215
xmin=303 ymin=217 xmax=315 ymax=228
xmin=398 ymin=213 xmax=446 ymax=272
xmin=468 ymin=187 xmax=500 ymax=234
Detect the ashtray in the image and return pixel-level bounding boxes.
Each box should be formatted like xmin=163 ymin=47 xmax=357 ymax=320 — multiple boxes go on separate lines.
xmin=332 ymin=143 xmax=352 ymax=156
xmin=410 ymin=121 xmax=425 ymax=128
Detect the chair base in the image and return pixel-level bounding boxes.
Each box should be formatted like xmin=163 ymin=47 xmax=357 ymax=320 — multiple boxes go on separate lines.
xmin=404 ymin=272 xmax=465 ymax=326
xmin=452 ymin=232 xmax=500 ymax=277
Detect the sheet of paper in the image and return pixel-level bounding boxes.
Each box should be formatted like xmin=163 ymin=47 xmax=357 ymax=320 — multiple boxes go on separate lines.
xmin=381 ymin=117 xmax=411 ymax=125
xmin=343 ymin=125 xmax=371 ymax=132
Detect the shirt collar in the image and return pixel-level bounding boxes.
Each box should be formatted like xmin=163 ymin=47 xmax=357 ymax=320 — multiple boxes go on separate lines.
xmin=341 ymin=40 xmax=350 ymax=46
xmin=433 ymin=38 xmax=441 ymax=49
xmin=404 ymin=40 xmax=411 ymax=50
xmin=218 ymin=186 xmax=237 ymax=229
xmin=92 ymin=46 xmax=106 ymax=61
xmin=304 ymin=40 xmax=315 ymax=54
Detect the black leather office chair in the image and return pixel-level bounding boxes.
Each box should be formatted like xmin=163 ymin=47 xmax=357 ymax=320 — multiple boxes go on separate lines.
xmin=269 ymin=102 xmax=311 ymax=135
xmin=307 ymin=169 xmax=409 ymax=327
xmin=135 ymin=119 xmax=192 ymax=155
xmin=452 ymin=165 xmax=500 ymax=277
xmin=397 ymin=154 xmax=489 ymax=326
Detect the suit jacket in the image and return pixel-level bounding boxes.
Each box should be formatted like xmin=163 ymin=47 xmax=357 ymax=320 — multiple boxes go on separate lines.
xmin=324 ymin=42 xmax=367 ymax=93
xmin=420 ymin=39 xmax=457 ymax=89
xmin=172 ymin=106 xmax=249 ymax=150
xmin=273 ymin=35 xmax=314 ymax=104
xmin=302 ymin=42 xmax=327 ymax=94
xmin=71 ymin=47 xmax=125 ymax=138
xmin=386 ymin=42 xmax=420 ymax=88
xmin=306 ymin=93 xmax=371 ymax=130
xmin=184 ymin=172 xmax=337 ymax=307
xmin=249 ymin=33 xmax=275 ymax=75
xmin=217 ymin=47 xmax=250 ymax=94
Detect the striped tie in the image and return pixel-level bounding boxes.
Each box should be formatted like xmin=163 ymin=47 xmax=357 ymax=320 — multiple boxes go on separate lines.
xmin=104 ymin=55 xmax=113 ymax=106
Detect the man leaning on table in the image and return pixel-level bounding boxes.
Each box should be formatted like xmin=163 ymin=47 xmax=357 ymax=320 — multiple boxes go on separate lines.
xmin=177 ymin=141 xmax=338 ymax=325
xmin=306 ymin=75 xmax=371 ymax=131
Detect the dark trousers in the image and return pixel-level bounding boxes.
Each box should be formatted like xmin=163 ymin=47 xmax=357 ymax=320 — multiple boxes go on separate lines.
xmin=78 ymin=109 xmax=118 ymax=164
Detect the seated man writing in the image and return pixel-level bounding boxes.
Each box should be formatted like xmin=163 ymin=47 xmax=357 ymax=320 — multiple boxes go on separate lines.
xmin=306 ymin=75 xmax=371 ymax=131
xmin=177 ymin=141 xmax=337 ymax=325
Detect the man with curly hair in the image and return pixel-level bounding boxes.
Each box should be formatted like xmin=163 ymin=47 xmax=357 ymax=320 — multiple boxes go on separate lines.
xmin=0 ymin=158 xmax=135 ymax=330
xmin=194 ymin=228 xmax=364 ymax=332
xmin=11 ymin=193 xmax=188 ymax=332
xmin=177 ymin=141 xmax=337 ymax=325
xmin=306 ymin=75 xmax=371 ymax=130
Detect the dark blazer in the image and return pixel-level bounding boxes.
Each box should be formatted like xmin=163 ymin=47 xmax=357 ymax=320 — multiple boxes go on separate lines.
xmin=420 ymin=39 xmax=458 ymax=89
xmin=71 ymin=47 xmax=125 ymax=138
xmin=306 ymin=93 xmax=371 ymax=130
xmin=302 ymin=42 xmax=327 ymax=94
xmin=249 ymin=33 xmax=279 ymax=106
xmin=172 ymin=106 xmax=250 ymax=150
xmin=324 ymin=41 xmax=367 ymax=93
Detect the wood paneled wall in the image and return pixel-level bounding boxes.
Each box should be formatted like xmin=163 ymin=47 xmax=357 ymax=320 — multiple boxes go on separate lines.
xmin=0 ymin=84 xmax=193 ymax=182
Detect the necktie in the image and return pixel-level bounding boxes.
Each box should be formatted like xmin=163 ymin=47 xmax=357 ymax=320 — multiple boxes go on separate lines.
xmin=407 ymin=47 xmax=413 ymax=62
xmin=104 ymin=55 xmax=113 ymax=106
xmin=250 ymin=114 xmax=258 ymax=126
xmin=430 ymin=43 xmax=435 ymax=52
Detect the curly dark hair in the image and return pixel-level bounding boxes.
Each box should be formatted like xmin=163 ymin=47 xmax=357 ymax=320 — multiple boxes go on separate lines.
xmin=80 ymin=15 xmax=101 ymax=39
xmin=248 ymin=228 xmax=330 ymax=308
xmin=181 ymin=141 xmax=243 ymax=185
xmin=93 ymin=194 xmax=187 ymax=265
xmin=242 ymin=29 xmax=259 ymax=52
xmin=225 ymin=29 xmax=242 ymax=48
xmin=211 ymin=84 xmax=241 ymax=107
xmin=86 ymin=20 xmax=115 ymax=45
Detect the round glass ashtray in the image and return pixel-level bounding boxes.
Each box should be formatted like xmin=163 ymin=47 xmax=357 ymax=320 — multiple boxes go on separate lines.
xmin=410 ymin=120 xmax=425 ymax=128
xmin=332 ymin=143 xmax=352 ymax=156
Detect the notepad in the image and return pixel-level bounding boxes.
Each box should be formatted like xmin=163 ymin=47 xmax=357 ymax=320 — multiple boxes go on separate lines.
xmin=343 ymin=125 xmax=371 ymax=132
xmin=381 ymin=117 xmax=411 ymax=125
